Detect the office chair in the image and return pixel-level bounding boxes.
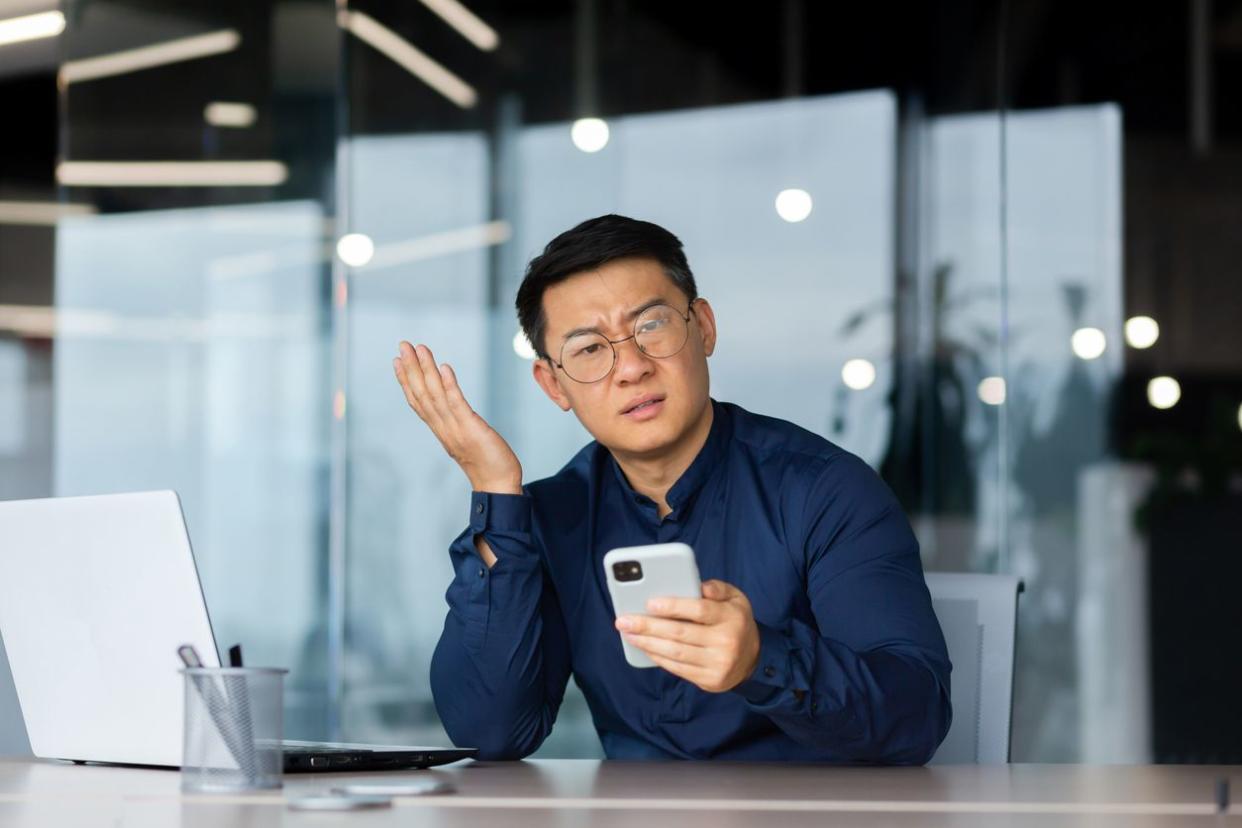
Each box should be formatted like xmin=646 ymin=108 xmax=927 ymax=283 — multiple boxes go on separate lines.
xmin=925 ymin=572 xmax=1024 ymax=764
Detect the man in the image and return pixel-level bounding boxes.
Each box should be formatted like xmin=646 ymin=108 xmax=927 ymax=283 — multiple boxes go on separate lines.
xmin=393 ymin=214 xmax=951 ymax=762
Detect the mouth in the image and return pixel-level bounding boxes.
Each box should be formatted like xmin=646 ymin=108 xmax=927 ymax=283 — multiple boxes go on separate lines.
xmin=620 ymin=394 xmax=666 ymax=417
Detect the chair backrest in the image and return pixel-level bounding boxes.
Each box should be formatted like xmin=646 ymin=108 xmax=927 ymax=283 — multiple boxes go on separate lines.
xmin=925 ymin=572 xmax=1023 ymax=764
xmin=0 ymin=629 xmax=31 ymax=757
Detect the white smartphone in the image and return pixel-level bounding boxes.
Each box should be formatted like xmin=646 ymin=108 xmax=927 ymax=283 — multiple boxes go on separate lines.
xmin=286 ymin=794 xmax=392 ymax=812
xmin=332 ymin=781 xmax=455 ymax=797
xmin=603 ymin=542 xmax=702 ymax=668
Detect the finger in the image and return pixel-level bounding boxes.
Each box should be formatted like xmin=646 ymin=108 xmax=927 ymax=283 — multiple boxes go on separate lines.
xmin=414 ymin=345 xmax=452 ymax=412
xmin=397 ymin=342 xmax=431 ymax=402
xmin=392 ymin=356 xmax=414 ymax=399
xmin=428 ymin=361 xmax=476 ymax=450
xmin=438 ymin=362 xmax=476 ymax=417
xmin=393 ymin=355 xmax=429 ymax=420
xmin=702 ymin=580 xmax=742 ymax=601
xmin=399 ymin=343 xmax=446 ymax=429
xmin=616 ymin=615 xmax=709 ymax=644
xmin=623 ymin=633 xmax=709 ymax=667
xmin=645 ymin=596 xmax=719 ymax=624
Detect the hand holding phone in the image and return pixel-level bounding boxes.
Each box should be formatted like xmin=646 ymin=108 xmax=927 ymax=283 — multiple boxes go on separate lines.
xmin=603 ymin=542 xmax=701 ymax=668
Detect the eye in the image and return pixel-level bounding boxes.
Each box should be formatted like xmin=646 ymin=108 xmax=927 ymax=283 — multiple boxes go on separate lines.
xmin=638 ymin=318 xmax=668 ymax=334
xmin=575 ymin=343 xmax=603 ymax=357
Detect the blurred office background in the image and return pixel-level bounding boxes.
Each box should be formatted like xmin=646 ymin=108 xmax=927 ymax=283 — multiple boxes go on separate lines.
xmin=1 ymin=0 xmax=1240 ymax=762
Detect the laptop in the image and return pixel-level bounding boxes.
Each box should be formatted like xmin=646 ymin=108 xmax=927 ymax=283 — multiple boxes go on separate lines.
xmin=0 ymin=490 xmax=475 ymax=771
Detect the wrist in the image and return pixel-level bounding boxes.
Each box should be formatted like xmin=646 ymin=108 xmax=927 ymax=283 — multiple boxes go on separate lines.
xmin=470 ymin=478 xmax=523 ymax=496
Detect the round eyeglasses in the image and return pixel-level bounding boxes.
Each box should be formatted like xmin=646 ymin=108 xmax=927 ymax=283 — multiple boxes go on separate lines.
xmin=551 ymin=302 xmax=696 ymax=384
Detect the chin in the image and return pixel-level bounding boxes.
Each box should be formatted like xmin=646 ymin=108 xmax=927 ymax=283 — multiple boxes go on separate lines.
xmin=599 ymin=418 xmax=683 ymax=457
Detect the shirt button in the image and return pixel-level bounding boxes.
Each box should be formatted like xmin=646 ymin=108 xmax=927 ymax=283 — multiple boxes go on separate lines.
xmin=763 ymin=666 xmax=775 ymax=678
xmin=477 ymin=567 xmax=485 ymax=578
xmin=475 ymin=502 xmax=484 ymax=514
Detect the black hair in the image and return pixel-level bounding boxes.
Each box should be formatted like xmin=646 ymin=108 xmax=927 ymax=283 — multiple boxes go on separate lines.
xmin=515 ymin=214 xmax=698 ymax=359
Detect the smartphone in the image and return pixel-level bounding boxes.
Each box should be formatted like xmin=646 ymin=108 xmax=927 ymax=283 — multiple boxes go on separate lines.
xmin=603 ymin=542 xmax=702 ymax=668
xmin=332 ymin=781 xmax=455 ymax=797
xmin=286 ymin=794 xmax=392 ymax=811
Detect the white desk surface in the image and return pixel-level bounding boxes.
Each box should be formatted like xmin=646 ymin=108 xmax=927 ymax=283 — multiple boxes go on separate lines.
xmin=0 ymin=758 xmax=1238 ymax=826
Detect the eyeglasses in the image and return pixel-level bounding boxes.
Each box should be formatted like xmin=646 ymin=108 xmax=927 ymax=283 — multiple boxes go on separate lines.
xmin=551 ymin=302 xmax=697 ymax=384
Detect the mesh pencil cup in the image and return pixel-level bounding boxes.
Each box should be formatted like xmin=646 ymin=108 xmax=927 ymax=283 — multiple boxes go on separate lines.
xmin=180 ymin=666 xmax=286 ymax=792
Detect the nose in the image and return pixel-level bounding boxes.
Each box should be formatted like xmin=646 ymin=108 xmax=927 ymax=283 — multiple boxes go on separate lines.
xmin=611 ymin=336 xmax=654 ymax=384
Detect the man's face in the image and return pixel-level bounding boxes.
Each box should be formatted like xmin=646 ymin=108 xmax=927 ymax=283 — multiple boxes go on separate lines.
xmin=532 ymin=256 xmax=717 ymax=459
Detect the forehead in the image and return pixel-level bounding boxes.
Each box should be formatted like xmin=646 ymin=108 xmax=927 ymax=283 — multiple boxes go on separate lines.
xmin=542 ymin=257 xmax=680 ymax=330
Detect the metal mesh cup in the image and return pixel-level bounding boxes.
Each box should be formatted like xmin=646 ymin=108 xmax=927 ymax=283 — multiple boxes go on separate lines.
xmin=180 ymin=667 xmax=286 ymax=792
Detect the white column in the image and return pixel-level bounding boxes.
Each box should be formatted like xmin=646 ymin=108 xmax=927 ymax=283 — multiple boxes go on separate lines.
xmin=1077 ymin=461 xmax=1154 ymax=762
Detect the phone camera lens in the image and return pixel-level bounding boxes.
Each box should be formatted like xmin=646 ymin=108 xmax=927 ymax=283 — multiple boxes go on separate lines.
xmin=613 ymin=560 xmax=643 ymax=582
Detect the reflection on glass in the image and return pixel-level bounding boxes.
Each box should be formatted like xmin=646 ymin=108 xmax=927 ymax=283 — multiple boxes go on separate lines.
xmin=1124 ymin=316 xmax=1159 ymax=349
xmin=1147 ymin=376 xmax=1181 ymax=410
xmin=342 ymin=90 xmax=897 ymax=754
xmin=53 ymin=203 xmax=329 ymax=736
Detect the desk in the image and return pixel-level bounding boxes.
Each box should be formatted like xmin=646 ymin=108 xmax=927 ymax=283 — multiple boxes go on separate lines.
xmin=0 ymin=758 xmax=1238 ymax=826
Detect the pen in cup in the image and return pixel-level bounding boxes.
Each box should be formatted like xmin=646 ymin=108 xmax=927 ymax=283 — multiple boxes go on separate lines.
xmin=225 ymin=644 xmax=256 ymax=781
xmin=177 ymin=643 xmax=256 ymax=781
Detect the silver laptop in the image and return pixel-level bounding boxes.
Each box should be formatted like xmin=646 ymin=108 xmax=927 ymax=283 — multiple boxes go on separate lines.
xmin=0 ymin=490 xmax=474 ymax=771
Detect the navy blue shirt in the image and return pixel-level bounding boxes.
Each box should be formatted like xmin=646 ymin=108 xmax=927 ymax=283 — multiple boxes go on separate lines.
xmin=430 ymin=400 xmax=952 ymax=762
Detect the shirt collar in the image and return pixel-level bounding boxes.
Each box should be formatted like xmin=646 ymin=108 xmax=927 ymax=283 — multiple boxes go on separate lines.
xmin=607 ymin=398 xmax=731 ymax=517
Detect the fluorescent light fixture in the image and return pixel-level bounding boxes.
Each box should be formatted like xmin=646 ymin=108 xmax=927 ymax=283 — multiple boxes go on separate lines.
xmin=0 ymin=305 xmax=311 ymax=340
xmin=571 ymin=118 xmax=610 ymax=153
xmin=841 ymin=358 xmax=876 ymax=391
xmin=0 ymin=305 xmax=118 ymax=339
xmin=0 ymin=304 xmax=55 ymax=338
xmin=336 ymin=233 xmax=375 ymax=267
xmin=1071 ymin=327 xmax=1107 ymax=360
xmin=418 ymin=0 xmax=498 ymax=51
xmin=362 ymin=220 xmax=511 ymax=271
xmin=59 ymin=29 xmax=240 ymax=85
xmin=512 ymin=329 xmax=536 ymax=360
xmin=1124 ymin=315 xmax=1159 ymax=349
xmin=204 ymin=101 xmax=257 ymax=128
xmin=57 ymin=161 xmax=287 ymax=187
xmin=339 ymin=10 xmax=477 ymax=108
xmin=1147 ymin=376 xmax=1180 ymax=410
xmin=977 ymin=376 xmax=1006 ymax=406
xmin=0 ymin=10 xmax=64 ymax=47
xmin=775 ymin=188 xmax=813 ymax=223
xmin=0 ymin=200 xmax=96 ymax=225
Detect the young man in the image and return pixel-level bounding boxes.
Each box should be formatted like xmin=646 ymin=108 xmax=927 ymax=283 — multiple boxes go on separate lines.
xmin=393 ymin=214 xmax=951 ymax=762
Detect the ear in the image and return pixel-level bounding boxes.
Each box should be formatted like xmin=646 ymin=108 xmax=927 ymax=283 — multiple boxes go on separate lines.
xmin=532 ymin=358 xmax=572 ymax=411
xmin=692 ymin=298 xmax=717 ymax=357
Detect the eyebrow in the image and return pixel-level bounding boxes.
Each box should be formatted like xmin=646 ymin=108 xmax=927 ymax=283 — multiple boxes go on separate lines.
xmin=560 ymin=296 xmax=669 ymax=342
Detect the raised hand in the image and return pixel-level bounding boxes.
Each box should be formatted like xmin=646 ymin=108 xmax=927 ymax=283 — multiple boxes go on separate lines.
xmin=392 ymin=341 xmax=523 ymax=496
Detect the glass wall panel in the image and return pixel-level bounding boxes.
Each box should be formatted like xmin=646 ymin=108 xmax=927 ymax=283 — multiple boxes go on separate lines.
xmin=47 ymin=0 xmax=339 ymax=738
xmin=341 ymin=91 xmax=899 ymax=754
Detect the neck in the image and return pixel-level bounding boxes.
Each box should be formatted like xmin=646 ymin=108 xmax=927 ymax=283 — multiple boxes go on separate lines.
xmin=611 ymin=399 xmax=714 ymax=518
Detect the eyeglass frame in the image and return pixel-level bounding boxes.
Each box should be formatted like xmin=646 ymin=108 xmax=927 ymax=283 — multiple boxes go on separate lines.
xmin=547 ymin=300 xmax=700 ymax=384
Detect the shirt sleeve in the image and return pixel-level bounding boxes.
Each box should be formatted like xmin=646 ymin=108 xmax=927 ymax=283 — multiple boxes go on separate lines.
xmin=429 ymin=490 xmax=572 ymax=760
xmin=730 ymin=453 xmax=953 ymax=764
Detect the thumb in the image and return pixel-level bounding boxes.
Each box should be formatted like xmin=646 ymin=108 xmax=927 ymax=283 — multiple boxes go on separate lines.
xmin=702 ymin=579 xmax=739 ymax=601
